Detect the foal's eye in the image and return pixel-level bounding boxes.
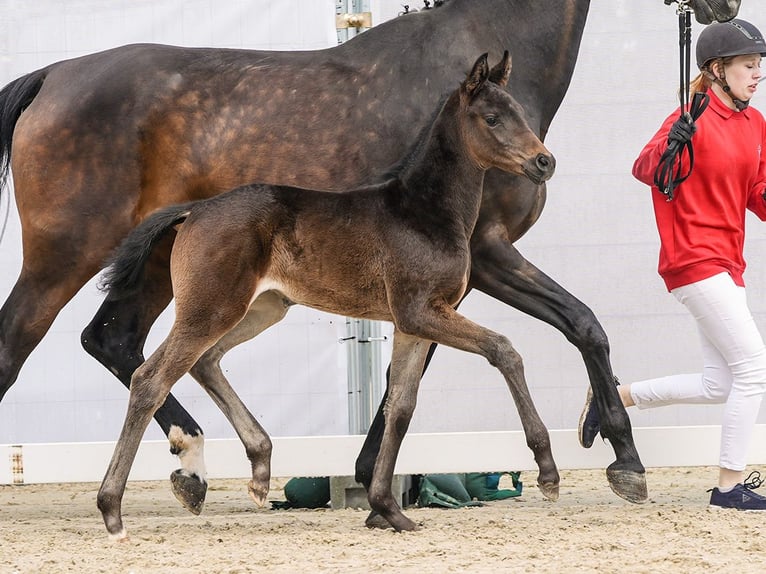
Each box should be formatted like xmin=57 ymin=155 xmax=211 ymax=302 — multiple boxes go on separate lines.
xmin=485 ymin=115 xmax=498 ymax=127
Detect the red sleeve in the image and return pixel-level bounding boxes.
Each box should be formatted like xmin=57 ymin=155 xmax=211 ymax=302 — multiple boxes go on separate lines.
xmin=746 ymin=120 xmax=766 ymax=221
xmin=632 ymin=110 xmax=686 ymax=188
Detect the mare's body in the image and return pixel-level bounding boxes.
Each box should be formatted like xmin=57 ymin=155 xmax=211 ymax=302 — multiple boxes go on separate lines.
xmin=0 ymin=0 xmax=739 ymax=506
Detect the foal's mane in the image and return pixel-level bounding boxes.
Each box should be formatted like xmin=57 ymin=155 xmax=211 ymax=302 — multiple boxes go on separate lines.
xmin=378 ymin=91 xmax=451 ymax=182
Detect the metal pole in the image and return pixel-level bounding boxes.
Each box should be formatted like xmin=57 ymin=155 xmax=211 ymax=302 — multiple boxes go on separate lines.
xmin=335 ymin=1 xmax=380 ymax=434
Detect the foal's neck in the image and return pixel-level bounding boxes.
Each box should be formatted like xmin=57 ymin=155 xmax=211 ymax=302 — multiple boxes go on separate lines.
xmin=399 ymin=93 xmax=485 ymax=235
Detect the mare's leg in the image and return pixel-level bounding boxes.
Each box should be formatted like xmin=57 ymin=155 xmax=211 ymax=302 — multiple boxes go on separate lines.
xmin=365 ymin=331 xmax=430 ymax=532
xmin=469 ymin=237 xmax=646 ymax=502
xmin=82 ymin=242 xmax=209 ymax=513
xmin=188 ymin=291 xmax=292 ymax=509
xmin=395 ymin=301 xmax=559 ymax=501
xmin=0 ymin=207 xmax=126 ymax=403
xmin=0 ymin=270 xmax=90 ymax=402
xmin=1 ymin=126 xmax=204 ymax=497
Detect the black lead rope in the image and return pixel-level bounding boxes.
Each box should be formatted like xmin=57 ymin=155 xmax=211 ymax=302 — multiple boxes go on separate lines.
xmin=654 ymin=3 xmax=710 ymax=201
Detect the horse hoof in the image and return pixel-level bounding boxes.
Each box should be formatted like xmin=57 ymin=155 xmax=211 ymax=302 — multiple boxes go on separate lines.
xmin=170 ymin=469 xmax=207 ymax=515
xmin=247 ymin=479 xmax=269 ymax=507
xmin=107 ymin=528 xmax=129 ymax=542
xmin=364 ymin=511 xmax=390 ymax=530
xmin=537 ymin=481 xmax=560 ymax=502
xmin=606 ymin=467 xmax=648 ymax=504
xmin=107 ymin=528 xmax=130 ymax=542
xmin=365 ymin=510 xmax=419 ymax=532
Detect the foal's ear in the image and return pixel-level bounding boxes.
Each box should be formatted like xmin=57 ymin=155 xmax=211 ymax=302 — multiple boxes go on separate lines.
xmin=489 ymin=51 xmax=512 ymax=87
xmin=463 ymin=53 xmax=490 ymax=98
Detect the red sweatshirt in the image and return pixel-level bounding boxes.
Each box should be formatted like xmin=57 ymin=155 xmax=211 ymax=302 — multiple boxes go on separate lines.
xmin=633 ymin=90 xmax=766 ymax=291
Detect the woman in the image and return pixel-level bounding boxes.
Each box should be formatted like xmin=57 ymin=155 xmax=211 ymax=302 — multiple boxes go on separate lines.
xmin=579 ymin=18 xmax=766 ymax=510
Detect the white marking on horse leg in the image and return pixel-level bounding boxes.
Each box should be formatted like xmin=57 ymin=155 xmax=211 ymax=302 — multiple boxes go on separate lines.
xmin=168 ymin=425 xmax=207 ymax=482
xmin=109 ymin=528 xmax=129 ymax=542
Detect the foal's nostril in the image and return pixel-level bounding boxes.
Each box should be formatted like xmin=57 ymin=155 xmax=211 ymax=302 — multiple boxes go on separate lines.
xmin=536 ymin=153 xmax=551 ymax=170
xmin=536 ymin=153 xmax=555 ymax=173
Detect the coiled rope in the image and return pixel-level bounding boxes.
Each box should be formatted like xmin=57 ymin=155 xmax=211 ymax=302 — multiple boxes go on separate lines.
xmin=654 ymin=1 xmax=710 ymax=200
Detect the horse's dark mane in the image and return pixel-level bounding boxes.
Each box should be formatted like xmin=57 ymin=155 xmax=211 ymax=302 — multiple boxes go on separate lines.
xmin=378 ymin=92 xmax=451 ymax=181
xmin=397 ymin=0 xmax=451 ymax=17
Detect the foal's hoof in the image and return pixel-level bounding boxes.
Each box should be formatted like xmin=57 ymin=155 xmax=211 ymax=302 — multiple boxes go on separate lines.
xmin=364 ymin=511 xmax=391 ymax=530
xmin=170 ymin=469 xmax=207 ymax=515
xmin=606 ymin=467 xmax=648 ymax=504
xmin=537 ymin=480 xmax=560 ymax=502
xmin=247 ymin=479 xmax=269 ymax=508
xmin=365 ymin=510 xmax=419 ymax=532
xmin=108 ymin=528 xmax=130 ymax=543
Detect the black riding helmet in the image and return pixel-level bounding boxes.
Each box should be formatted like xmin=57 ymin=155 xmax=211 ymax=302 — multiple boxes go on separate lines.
xmin=696 ymin=19 xmax=766 ymax=110
xmin=696 ymin=19 xmax=766 ymax=69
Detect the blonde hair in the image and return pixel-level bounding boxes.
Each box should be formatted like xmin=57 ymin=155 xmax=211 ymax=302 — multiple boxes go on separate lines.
xmin=689 ymin=71 xmax=712 ymax=95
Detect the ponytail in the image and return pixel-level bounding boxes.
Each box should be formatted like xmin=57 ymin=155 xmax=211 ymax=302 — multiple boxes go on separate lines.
xmin=688 ymin=72 xmax=712 ymax=98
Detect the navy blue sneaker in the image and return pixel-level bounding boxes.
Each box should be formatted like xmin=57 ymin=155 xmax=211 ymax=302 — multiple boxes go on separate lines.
xmin=577 ymin=378 xmax=620 ymax=449
xmin=709 ymin=472 xmax=766 ymax=511
xmin=577 ymin=387 xmax=600 ymax=448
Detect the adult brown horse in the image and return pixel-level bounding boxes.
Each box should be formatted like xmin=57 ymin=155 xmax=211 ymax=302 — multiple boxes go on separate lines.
xmin=98 ymin=52 xmax=554 ymax=538
xmin=0 ymin=0 xmax=739 ymax=512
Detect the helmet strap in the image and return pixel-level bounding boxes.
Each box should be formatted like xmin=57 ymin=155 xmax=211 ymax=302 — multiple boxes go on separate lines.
xmin=706 ymin=63 xmax=750 ymax=111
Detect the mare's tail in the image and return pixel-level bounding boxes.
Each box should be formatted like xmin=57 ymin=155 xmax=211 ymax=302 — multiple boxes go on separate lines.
xmin=100 ymin=204 xmax=194 ymax=299
xmin=0 ymin=69 xmax=48 ymax=242
xmin=0 ymin=69 xmax=48 ymax=187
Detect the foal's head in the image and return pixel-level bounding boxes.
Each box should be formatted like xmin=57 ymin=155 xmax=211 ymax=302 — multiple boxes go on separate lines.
xmin=459 ymin=52 xmax=555 ymax=185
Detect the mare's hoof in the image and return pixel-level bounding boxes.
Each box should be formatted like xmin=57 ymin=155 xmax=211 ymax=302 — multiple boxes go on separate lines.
xmin=537 ymin=481 xmax=560 ymax=502
xmin=606 ymin=467 xmax=648 ymax=503
xmin=170 ymin=469 xmax=207 ymax=515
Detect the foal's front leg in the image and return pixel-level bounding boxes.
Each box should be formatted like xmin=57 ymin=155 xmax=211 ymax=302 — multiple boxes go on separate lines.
xmin=365 ymin=331 xmax=431 ymax=532
xmin=397 ymin=301 xmax=559 ymax=500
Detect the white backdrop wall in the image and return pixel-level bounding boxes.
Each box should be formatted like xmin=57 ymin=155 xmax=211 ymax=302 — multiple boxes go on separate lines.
xmin=0 ymin=0 xmax=764 ymax=446
xmin=0 ymin=0 xmax=351 ymax=443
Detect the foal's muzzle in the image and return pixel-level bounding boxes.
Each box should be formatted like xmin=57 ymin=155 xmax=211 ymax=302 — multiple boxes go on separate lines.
xmin=524 ymin=152 xmax=556 ymax=185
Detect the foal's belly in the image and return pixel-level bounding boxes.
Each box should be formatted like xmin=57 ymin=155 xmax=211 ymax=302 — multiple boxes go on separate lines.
xmin=254 ymin=277 xmax=394 ymax=322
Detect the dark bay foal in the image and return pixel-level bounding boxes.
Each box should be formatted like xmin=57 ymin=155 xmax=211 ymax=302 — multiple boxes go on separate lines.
xmin=97 ymin=52 xmax=554 ymax=539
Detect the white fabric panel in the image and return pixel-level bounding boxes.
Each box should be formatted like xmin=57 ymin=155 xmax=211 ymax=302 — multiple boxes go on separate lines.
xmin=406 ymin=1 xmax=766 ymax=434
xmin=0 ymin=1 xmax=764 ymax=446
xmin=0 ymin=0 xmax=349 ymax=443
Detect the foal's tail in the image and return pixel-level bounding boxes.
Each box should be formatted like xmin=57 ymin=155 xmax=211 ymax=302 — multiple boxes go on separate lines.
xmin=0 ymin=68 xmax=48 ymax=188
xmin=100 ymin=204 xmax=193 ymax=299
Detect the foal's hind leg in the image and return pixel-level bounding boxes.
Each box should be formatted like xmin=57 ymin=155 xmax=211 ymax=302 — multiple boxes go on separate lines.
xmin=98 ymin=335 xmax=215 ymax=540
xmin=395 ymin=301 xmax=559 ymax=501
xmin=82 ymin=242 xmax=210 ymax=513
xmin=469 ymin=237 xmax=646 ymax=502
xmin=365 ymin=331 xmax=431 ymax=532
xmin=188 ymin=291 xmax=292 ymax=509
xmin=98 ymin=295 xmax=253 ymax=540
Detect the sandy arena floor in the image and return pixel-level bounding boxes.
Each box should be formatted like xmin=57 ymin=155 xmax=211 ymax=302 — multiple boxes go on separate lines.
xmin=2 ymin=466 xmax=766 ymax=573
